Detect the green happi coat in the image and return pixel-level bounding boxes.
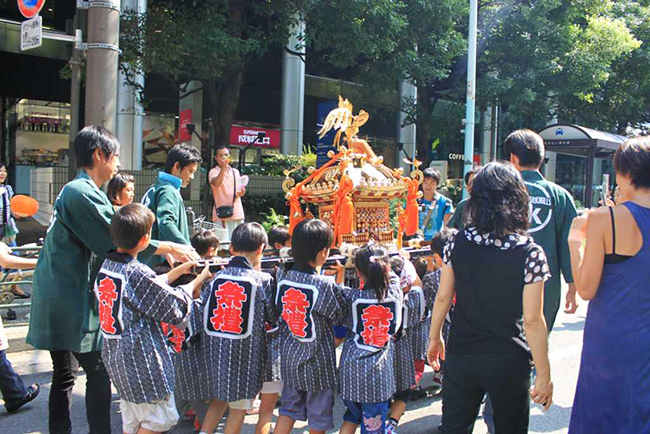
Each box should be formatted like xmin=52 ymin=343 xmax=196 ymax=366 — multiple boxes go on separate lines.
xmin=27 ymin=171 xmax=158 ymax=353
xmin=522 ymin=170 xmax=578 ymax=332
xmin=142 ymin=172 xmax=190 ymax=267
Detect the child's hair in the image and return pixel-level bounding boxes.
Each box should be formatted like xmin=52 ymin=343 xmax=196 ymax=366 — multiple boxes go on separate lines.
xmin=110 ymin=203 xmax=155 ymax=250
xmin=389 ymin=255 xmax=405 ymax=277
xmin=414 ymin=257 xmax=428 ymax=279
xmin=423 ymin=168 xmax=441 ymax=184
xmin=355 ymin=244 xmax=391 ymax=301
xmin=292 ymin=219 xmax=334 ymax=268
xmin=231 ymin=222 xmax=268 ymax=253
xmin=430 ymin=228 xmax=457 ymax=257
xmin=268 ymin=225 xmax=291 ymax=247
xmin=191 ymin=229 xmax=220 ymax=256
xmin=106 ymin=173 xmax=136 ymax=204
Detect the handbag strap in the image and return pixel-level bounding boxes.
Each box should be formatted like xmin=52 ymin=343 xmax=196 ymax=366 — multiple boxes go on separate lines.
xmin=232 ymin=169 xmax=237 ymax=205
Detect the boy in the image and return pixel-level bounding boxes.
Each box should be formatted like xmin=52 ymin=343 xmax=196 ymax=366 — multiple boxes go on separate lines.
xmin=199 ymin=222 xmax=276 ymax=434
xmin=418 ymin=229 xmax=456 ymax=390
xmin=192 ymin=229 xmax=220 ymax=258
xmin=143 ymin=143 xmax=202 ymax=268
xmin=267 ymin=225 xmax=291 ymax=255
xmin=96 ymin=203 xmax=211 ymax=434
xmin=274 ymin=219 xmax=347 ymax=434
xmin=418 ymin=168 xmax=454 ymax=241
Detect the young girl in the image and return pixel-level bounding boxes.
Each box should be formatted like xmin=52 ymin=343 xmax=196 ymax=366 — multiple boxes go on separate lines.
xmin=0 ymin=163 xmax=28 ymax=300
xmin=336 ymin=245 xmax=403 ymax=434
xmin=106 ymin=172 xmax=135 ymax=208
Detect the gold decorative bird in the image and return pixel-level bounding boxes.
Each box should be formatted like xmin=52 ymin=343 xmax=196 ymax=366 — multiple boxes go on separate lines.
xmin=317 ymin=96 xmax=369 ymax=149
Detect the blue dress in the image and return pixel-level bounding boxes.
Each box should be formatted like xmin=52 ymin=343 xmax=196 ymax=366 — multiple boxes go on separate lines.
xmin=569 ymin=202 xmax=650 ymax=433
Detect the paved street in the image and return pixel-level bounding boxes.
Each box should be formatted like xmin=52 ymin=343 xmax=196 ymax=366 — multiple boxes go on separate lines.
xmin=0 ymin=282 xmax=585 ymax=433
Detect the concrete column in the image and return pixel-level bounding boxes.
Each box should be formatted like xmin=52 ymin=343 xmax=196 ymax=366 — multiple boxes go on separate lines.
xmin=396 ymin=80 xmax=417 ymax=172
xmin=179 ymin=81 xmax=203 ymax=201
xmin=116 ymin=0 xmax=146 ymax=170
xmin=84 ymin=0 xmax=120 ymax=131
xmin=280 ymin=16 xmax=305 ymax=156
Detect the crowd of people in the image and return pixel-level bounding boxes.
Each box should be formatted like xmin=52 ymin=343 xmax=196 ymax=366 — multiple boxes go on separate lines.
xmin=0 ymin=125 xmax=648 ymax=434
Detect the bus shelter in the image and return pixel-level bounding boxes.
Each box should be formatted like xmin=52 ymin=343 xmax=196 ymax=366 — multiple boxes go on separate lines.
xmin=538 ymin=123 xmax=626 ymax=208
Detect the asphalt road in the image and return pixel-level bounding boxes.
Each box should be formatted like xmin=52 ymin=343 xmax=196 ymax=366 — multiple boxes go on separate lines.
xmin=0 ymin=282 xmax=586 ymax=434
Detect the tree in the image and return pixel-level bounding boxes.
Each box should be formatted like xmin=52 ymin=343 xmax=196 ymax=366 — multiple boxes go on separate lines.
xmin=120 ymin=0 xmax=407 ymax=148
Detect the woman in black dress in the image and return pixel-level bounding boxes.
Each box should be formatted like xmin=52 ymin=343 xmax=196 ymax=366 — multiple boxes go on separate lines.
xmin=427 ymin=161 xmax=553 ymax=433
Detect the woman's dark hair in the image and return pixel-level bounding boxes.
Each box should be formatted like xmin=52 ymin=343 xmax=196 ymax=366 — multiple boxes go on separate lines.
xmin=191 ymin=229 xmax=220 ymax=256
xmin=355 ymin=244 xmax=390 ymax=301
xmin=466 ymin=161 xmax=530 ymax=237
xmin=0 ymin=162 xmax=7 ymax=171
xmin=164 ymin=143 xmax=202 ymax=174
xmin=423 ymin=168 xmax=441 ymax=184
xmin=503 ymin=129 xmax=545 ymax=169
xmin=292 ymin=219 xmax=334 ymax=268
xmin=614 ymin=137 xmax=650 ymax=189
xmin=110 ymin=203 xmax=155 ymax=250
xmin=106 ymin=173 xmax=135 ymax=204
xmin=231 ymin=222 xmax=268 ymax=253
xmin=74 ymin=125 xmax=120 ymax=169
xmin=268 ymin=225 xmax=291 ymax=247
xmin=430 ymin=228 xmax=457 ymax=257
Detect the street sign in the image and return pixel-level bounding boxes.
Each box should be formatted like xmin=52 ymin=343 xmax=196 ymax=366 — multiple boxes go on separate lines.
xmin=17 ymin=0 xmax=46 ymax=19
xmin=21 ymin=15 xmax=42 ymax=51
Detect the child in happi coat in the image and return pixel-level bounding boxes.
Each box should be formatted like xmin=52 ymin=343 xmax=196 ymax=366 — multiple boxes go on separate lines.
xmin=253 ymin=225 xmax=292 ymax=434
xmin=386 ymin=255 xmax=425 ymax=434
xmin=418 ymin=229 xmax=456 ymax=389
xmin=95 ymin=204 xmax=212 ymax=434
xmin=334 ymin=245 xmax=404 ymax=434
xmin=172 ymin=229 xmax=223 ymax=430
xmin=199 ymin=223 xmax=277 ymax=434
xmin=273 ymin=219 xmax=347 ymax=434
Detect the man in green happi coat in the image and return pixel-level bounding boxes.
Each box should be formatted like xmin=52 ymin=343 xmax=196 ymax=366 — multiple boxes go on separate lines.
xmin=505 ymin=129 xmax=579 ymax=332
xmin=26 ymin=126 xmax=199 ymax=433
xmin=142 ymin=143 xmax=201 ymax=269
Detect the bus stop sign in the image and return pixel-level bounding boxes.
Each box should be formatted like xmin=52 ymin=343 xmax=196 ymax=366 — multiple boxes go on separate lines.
xmin=18 ymin=0 xmax=46 ymax=19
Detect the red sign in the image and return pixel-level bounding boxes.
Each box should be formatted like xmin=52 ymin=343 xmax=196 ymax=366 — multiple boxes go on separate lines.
xmin=18 ymin=0 xmax=45 ymax=19
xmin=229 ymin=125 xmax=280 ymax=149
xmin=179 ymin=109 xmax=193 ymax=142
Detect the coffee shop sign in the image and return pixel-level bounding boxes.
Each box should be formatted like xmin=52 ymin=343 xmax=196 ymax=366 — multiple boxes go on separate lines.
xmin=448 ymin=153 xmax=464 ymax=161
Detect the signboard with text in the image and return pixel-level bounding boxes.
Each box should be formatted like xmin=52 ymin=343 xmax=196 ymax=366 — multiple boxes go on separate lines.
xmin=229 ymin=126 xmax=280 ymax=149
xmin=21 ymin=15 xmax=42 ymax=51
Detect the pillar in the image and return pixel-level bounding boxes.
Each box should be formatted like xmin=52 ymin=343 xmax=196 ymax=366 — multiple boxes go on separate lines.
xmin=396 ymin=80 xmax=417 ymax=172
xmin=116 ymin=0 xmax=146 ymax=170
xmin=280 ymin=16 xmax=305 ymax=156
xmin=84 ymin=0 xmax=120 ymax=131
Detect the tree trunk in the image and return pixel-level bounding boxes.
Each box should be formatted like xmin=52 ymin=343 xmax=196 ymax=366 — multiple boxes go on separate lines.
xmin=209 ymin=0 xmax=246 ymax=148
xmin=209 ymin=65 xmax=245 ymax=147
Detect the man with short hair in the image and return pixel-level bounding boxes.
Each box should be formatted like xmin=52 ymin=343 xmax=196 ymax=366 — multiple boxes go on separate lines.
xmin=209 ymin=145 xmax=246 ymax=240
xmin=143 ymin=143 xmax=202 ymax=268
xmin=27 ymin=126 xmax=198 ymax=433
xmin=504 ymin=129 xmax=579 ymax=331
xmin=447 ymin=169 xmax=476 ymax=231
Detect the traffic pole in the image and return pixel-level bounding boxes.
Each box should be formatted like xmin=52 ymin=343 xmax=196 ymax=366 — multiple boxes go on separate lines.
xmin=84 ymin=0 xmax=121 ymax=131
xmin=462 ymin=0 xmax=478 ymax=200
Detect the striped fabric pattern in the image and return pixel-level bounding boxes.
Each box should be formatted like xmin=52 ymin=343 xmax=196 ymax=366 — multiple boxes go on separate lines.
xmin=100 ymin=255 xmax=193 ymax=404
xmin=276 ymin=269 xmax=347 ymax=392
